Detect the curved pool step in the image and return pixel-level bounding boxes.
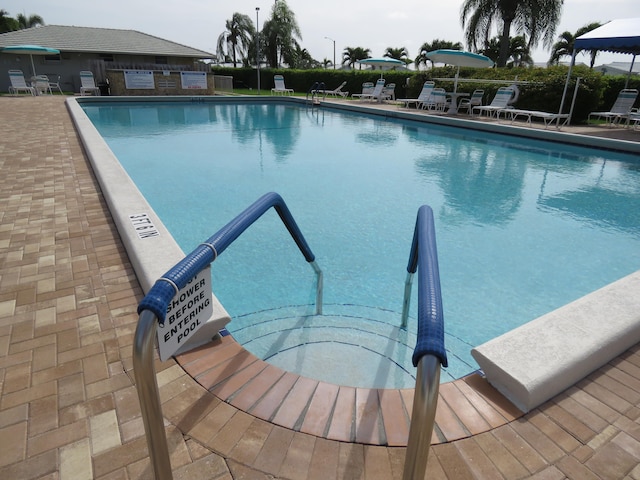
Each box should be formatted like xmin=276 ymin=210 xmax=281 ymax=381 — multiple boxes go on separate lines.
xmin=230 ymin=304 xmax=477 ymax=384
xmin=176 ymin=334 xmax=523 ymax=446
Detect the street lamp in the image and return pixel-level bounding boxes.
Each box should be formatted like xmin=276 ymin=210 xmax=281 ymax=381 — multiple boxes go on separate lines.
xmin=256 ymin=7 xmax=260 ymax=94
xmin=325 ymin=36 xmax=336 ymax=70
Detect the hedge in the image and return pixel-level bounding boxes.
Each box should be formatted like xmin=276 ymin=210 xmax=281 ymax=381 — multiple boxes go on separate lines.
xmin=212 ymin=65 xmax=640 ymax=124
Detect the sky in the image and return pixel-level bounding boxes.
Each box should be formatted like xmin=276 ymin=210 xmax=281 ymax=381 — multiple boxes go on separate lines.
xmin=5 ymin=0 xmax=640 ymax=67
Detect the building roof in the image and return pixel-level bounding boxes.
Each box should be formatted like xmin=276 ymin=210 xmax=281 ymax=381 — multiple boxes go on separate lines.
xmin=0 ymin=25 xmax=215 ymax=58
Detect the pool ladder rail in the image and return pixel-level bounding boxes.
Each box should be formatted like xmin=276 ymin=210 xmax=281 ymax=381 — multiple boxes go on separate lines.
xmin=133 ymin=195 xmax=446 ymax=480
xmin=307 ymin=81 xmax=326 ymax=105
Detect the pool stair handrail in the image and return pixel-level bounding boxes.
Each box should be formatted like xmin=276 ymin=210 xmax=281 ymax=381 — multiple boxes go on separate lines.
xmin=307 ymin=81 xmax=326 ymax=104
xmin=133 ymin=192 xmax=323 ymax=480
xmin=400 ymin=205 xmax=448 ymax=480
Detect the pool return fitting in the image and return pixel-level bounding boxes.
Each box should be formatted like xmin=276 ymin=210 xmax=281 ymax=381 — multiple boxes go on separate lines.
xmin=133 ymin=195 xmax=446 ymax=479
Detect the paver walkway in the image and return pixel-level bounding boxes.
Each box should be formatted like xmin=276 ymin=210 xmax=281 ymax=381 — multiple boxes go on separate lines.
xmin=1 ymin=95 xmax=640 ymax=479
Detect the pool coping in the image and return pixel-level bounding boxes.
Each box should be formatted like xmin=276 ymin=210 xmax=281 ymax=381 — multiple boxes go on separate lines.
xmin=66 ymin=95 xmax=640 ymax=446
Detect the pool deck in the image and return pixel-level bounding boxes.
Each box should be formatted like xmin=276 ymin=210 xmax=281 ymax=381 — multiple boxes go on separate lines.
xmin=2 ymin=94 xmax=640 ymax=479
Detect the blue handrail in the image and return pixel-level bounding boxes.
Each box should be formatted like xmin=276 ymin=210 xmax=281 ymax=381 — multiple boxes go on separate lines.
xmin=138 ymin=191 xmax=320 ymax=324
xmin=401 ymin=205 xmax=447 ymax=480
xmin=403 ymin=205 xmax=448 ymax=367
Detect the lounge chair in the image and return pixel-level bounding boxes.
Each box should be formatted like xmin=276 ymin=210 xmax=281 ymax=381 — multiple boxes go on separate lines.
xmin=472 ymin=87 xmax=516 ymax=118
xmin=271 ymin=75 xmax=294 ymax=95
xmin=498 ymin=109 xmax=570 ymax=129
xmin=80 ymin=71 xmax=100 ymax=96
xmin=396 ymin=81 xmax=435 ymax=109
xmin=423 ymin=88 xmax=448 ymax=112
xmin=352 ymin=78 xmax=386 ymax=102
xmin=458 ymin=89 xmax=484 ymax=114
xmin=588 ymin=89 xmax=638 ymax=126
xmin=351 ymin=82 xmax=374 ymax=100
xmin=312 ymin=81 xmax=348 ymax=98
xmin=8 ymin=70 xmax=36 ymax=96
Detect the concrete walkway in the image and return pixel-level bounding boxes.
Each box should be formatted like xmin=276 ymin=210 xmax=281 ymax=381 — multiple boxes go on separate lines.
xmin=2 ymin=95 xmax=640 ymax=479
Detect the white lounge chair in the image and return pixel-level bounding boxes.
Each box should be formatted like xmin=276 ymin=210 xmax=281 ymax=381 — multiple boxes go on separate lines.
xmin=396 ymin=81 xmax=435 ymax=109
xmin=80 ymin=71 xmax=100 ymax=96
xmin=472 ymin=87 xmax=516 ymax=118
xmin=423 ymin=88 xmax=448 ymax=112
xmin=458 ymin=89 xmax=484 ymax=114
xmin=271 ymin=75 xmax=294 ymax=95
xmin=588 ymin=89 xmax=638 ymax=126
xmin=8 ymin=70 xmax=36 ymax=96
xmin=499 ymin=109 xmax=570 ymax=129
xmin=352 ymin=78 xmax=386 ymax=102
xmin=312 ymin=81 xmax=348 ymax=98
xmin=351 ymin=82 xmax=374 ymax=100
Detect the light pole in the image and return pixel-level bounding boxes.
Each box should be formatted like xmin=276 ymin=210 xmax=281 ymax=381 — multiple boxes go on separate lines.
xmin=325 ymin=36 xmax=336 ymax=70
xmin=256 ymin=7 xmax=260 ymax=94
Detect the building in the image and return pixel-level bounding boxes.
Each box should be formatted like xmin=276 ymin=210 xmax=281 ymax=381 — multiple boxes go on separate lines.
xmin=0 ymin=25 xmax=215 ymax=94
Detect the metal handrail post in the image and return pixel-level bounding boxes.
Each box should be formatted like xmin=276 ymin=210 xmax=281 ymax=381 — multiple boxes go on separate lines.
xmin=133 ymin=310 xmax=173 ymax=480
xmin=402 ymin=355 xmax=441 ymax=480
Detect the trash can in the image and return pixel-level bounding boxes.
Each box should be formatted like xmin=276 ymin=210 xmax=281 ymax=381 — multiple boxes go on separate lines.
xmin=98 ymin=80 xmax=110 ymax=96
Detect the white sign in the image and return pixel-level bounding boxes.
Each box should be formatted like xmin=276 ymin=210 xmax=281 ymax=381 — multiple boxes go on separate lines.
xmin=180 ymin=71 xmax=207 ymax=90
xmin=129 ymin=213 xmax=160 ymax=239
xmin=157 ymin=266 xmax=213 ymax=361
xmin=124 ymin=70 xmax=155 ymax=89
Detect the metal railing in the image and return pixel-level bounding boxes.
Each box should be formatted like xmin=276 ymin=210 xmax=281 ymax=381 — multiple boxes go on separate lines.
xmin=307 ymin=81 xmax=326 ymax=103
xmin=401 ymin=205 xmax=448 ymax=479
xmin=133 ymin=192 xmax=322 ymax=479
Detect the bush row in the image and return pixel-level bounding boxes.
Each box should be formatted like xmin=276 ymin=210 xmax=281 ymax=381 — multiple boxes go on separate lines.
xmin=212 ymin=66 xmax=639 ymax=124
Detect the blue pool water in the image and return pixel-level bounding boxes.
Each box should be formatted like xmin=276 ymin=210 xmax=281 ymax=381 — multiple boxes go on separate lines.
xmin=82 ymin=101 xmax=640 ymax=387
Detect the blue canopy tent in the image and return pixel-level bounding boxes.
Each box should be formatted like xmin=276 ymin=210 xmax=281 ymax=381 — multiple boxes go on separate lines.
xmin=559 ymin=18 xmax=640 ymax=122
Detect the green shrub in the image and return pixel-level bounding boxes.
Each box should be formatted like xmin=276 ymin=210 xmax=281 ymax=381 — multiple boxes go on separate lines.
xmin=211 ymin=65 xmax=638 ymax=124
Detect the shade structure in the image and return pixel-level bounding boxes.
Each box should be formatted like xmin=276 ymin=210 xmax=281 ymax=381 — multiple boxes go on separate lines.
xmin=425 ymin=49 xmax=494 ymax=92
xmin=357 ymin=57 xmax=404 ymax=77
xmin=1 ymin=44 xmax=60 ymax=76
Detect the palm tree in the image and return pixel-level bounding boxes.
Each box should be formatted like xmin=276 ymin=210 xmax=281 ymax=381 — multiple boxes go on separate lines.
xmin=548 ymin=22 xmax=601 ymax=67
xmin=216 ymin=13 xmax=254 ymax=67
xmin=460 ymin=0 xmax=563 ymax=67
xmin=261 ymin=0 xmax=302 ymax=68
xmin=414 ymin=39 xmax=463 ymax=69
xmin=481 ymin=35 xmax=533 ymax=66
xmin=384 ymin=47 xmax=412 ymax=68
xmin=0 ymin=10 xmax=18 ymax=33
xmin=322 ymin=58 xmax=333 ymax=69
xmin=16 ymin=13 xmax=44 ymax=29
xmin=342 ymin=47 xmax=371 ymax=69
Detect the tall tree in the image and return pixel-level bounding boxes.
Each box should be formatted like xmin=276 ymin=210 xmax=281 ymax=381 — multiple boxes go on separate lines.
xmin=16 ymin=13 xmax=44 ymax=29
xmin=548 ymin=22 xmax=601 ymax=67
xmin=261 ymin=0 xmax=302 ymax=68
xmin=414 ymin=39 xmax=463 ymax=69
xmin=216 ymin=13 xmax=254 ymax=68
xmin=342 ymin=47 xmax=371 ymax=69
xmin=0 ymin=10 xmax=17 ymax=33
xmin=384 ymin=47 xmax=412 ymax=67
xmin=461 ymin=0 xmax=564 ymax=67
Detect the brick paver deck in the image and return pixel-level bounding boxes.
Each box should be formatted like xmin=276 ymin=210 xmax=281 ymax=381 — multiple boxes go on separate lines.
xmin=2 ymin=94 xmax=640 ymax=479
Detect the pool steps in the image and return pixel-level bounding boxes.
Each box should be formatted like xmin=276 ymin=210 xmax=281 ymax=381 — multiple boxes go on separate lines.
xmin=472 ymin=270 xmax=640 ymax=413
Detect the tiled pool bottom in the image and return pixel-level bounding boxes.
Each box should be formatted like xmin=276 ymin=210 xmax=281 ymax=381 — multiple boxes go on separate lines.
xmin=227 ymin=305 xmax=471 ymax=388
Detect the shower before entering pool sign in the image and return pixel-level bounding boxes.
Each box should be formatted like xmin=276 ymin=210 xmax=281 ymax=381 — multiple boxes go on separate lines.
xmin=157 ymin=266 xmax=213 ymax=361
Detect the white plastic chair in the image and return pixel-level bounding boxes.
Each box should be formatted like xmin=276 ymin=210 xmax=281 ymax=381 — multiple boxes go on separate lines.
xmin=32 ymin=75 xmax=53 ymax=95
xmin=423 ymin=88 xmax=448 ymax=112
xmin=80 ymin=71 xmax=100 ymax=96
xmin=472 ymin=87 xmax=515 ymax=117
xmin=396 ymin=81 xmax=435 ymax=109
xmin=458 ymin=89 xmax=484 ymax=114
xmin=353 ymin=79 xmax=386 ymax=102
xmin=589 ymin=89 xmax=639 ymax=126
xmin=48 ymin=75 xmax=63 ymax=94
xmin=8 ymin=70 xmax=36 ymax=96
xmin=271 ymin=75 xmax=294 ymax=95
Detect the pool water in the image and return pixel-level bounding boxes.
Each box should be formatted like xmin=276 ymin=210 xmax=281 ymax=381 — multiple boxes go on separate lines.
xmin=83 ymin=101 xmax=640 ymax=387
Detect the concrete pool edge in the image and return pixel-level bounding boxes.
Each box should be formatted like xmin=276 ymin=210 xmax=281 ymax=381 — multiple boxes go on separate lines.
xmin=65 ymin=97 xmax=231 ymax=356
xmin=70 ymin=97 xmax=640 ymax=420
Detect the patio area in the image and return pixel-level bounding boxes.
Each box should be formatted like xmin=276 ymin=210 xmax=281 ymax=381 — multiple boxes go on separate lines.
xmin=1 ymin=94 xmax=640 ymax=479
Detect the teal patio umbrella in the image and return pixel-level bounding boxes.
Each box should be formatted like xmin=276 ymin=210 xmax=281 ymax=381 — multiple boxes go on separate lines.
xmin=1 ymin=44 xmax=61 ymax=76
xmin=425 ymin=49 xmax=494 ymax=92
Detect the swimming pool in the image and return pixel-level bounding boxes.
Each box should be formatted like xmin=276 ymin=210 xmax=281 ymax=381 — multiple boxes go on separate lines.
xmin=81 ymin=99 xmax=640 ymax=387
